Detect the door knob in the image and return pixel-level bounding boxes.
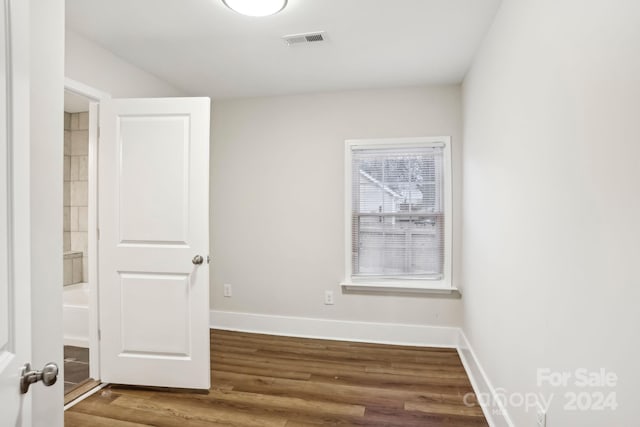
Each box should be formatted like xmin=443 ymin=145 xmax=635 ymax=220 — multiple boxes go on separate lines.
xmin=192 ymin=255 xmax=204 ymax=265
xmin=20 ymin=362 xmax=59 ymax=394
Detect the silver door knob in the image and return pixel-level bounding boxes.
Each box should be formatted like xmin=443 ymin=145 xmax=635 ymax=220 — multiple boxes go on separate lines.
xmin=192 ymin=255 xmax=204 ymax=265
xmin=20 ymin=362 xmax=59 ymax=394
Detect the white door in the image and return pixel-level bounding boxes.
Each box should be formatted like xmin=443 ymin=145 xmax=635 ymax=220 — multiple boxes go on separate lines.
xmin=99 ymin=98 xmax=211 ymax=389
xmin=0 ymin=0 xmax=35 ymax=425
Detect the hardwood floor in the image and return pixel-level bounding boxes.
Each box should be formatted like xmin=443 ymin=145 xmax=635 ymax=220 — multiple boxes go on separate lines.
xmin=65 ymin=329 xmax=488 ymax=426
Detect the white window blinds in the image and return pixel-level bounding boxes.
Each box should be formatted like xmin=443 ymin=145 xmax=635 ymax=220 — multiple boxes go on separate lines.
xmin=351 ymin=145 xmax=445 ymax=280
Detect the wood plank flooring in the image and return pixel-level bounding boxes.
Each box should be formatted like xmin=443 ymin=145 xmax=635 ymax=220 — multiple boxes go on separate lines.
xmin=65 ymin=329 xmax=488 ymax=426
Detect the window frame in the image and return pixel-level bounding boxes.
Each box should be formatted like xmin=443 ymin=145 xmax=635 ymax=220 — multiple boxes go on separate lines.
xmin=343 ymin=136 xmax=453 ymax=293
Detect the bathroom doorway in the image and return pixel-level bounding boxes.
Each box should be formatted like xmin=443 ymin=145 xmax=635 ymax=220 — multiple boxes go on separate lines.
xmin=62 ymin=79 xmax=109 ymax=404
xmin=63 ymin=92 xmax=94 ymax=399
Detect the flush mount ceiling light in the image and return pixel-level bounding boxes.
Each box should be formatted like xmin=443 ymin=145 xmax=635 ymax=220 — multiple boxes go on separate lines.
xmin=222 ymin=0 xmax=287 ymax=16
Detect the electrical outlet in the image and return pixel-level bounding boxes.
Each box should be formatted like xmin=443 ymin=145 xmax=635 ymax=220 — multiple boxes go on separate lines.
xmin=223 ymin=284 xmax=232 ymax=297
xmin=535 ymin=402 xmax=546 ymax=427
xmin=324 ymin=290 xmax=334 ymax=305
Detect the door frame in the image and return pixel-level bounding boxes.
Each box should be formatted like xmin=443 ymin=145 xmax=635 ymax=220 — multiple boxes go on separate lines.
xmin=63 ymin=78 xmax=110 ymax=381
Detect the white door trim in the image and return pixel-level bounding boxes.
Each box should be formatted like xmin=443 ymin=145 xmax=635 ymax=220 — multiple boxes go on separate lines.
xmin=64 ymin=78 xmax=111 ymax=102
xmin=63 ymin=78 xmax=111 ymax=381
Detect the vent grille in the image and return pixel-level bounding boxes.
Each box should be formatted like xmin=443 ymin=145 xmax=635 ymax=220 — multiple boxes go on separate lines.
xmin=283 ymin=31 xmax=326 ymax=46
xmin=305 ymin=34 xmax=324 ymax=42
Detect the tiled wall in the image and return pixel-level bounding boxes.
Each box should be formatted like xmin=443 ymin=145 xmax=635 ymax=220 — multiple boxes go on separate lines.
xmin=63 ymin=111 xmax=89 ymax=284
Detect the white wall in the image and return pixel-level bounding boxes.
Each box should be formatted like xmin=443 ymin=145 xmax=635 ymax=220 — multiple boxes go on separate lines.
xmin=65 ymin=29 xmax=185 ymax=97
xmin=462 ymin=0 xmax=640 ymax=425
xmin=31 ymin=0 xmax=64 ymax=424
xmin=211 ymin=85 xmax=463 ymax=327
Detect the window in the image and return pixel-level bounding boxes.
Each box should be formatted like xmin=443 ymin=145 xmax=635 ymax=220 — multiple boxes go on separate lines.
xmin=344 ymin=137 xmax=452 ymax=291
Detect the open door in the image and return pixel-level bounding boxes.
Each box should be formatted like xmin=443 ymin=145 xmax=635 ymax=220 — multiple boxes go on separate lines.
xmin=0 ymin=0 xmax=38 ymax=424
xmin=98 ymin=98 xmax=210 ymax=389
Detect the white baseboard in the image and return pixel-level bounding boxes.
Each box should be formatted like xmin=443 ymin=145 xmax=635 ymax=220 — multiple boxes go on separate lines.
xmin=457 ymin=331 xmax=514 ymax=427
xmin=209 ymin=310 xmax=512 ymax=427
xmin=210 ymin=310 xmax=459 ymax=348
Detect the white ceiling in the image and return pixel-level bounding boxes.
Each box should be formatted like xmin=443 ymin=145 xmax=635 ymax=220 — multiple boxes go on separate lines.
xmin=66 ymin=0 xmax=501 ymax=99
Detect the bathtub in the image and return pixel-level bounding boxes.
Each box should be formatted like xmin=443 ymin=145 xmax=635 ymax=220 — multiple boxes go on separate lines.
xmin=63 ymin=282 xmax=90 ymax=348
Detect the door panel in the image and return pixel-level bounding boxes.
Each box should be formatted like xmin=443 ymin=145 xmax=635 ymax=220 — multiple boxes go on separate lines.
xmin=118 ymin=115 xmax=190 ymax=244
xmin=99 ymin=98 xmax=210 ymax=389
xmin=0 ymin=0 xmax=32 ymax=424
xmin=119 ymin=272 xmax=190 ymax=356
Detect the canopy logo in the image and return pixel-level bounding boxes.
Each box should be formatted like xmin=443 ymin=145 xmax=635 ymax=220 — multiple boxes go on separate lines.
xmin=464 ymin=368 xmax=618 ymax=415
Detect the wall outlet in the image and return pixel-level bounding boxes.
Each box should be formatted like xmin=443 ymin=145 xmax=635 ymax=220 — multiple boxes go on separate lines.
xmin=535 ymin=402 xmax=546 ymax=427
xmin=324 ymin=290 xmax=334 ymax=305
xmin=223 ymin=284 xmax=232 ymax=297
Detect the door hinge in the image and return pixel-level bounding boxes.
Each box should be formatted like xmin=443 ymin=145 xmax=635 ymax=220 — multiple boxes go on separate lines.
xmin=98 ymin=329 xmax=101 ymax=340
xmin=97 ymin=228 xmax=100 ymax=240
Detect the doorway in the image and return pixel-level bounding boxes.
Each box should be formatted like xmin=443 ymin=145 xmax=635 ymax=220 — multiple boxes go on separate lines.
xmin=62 ymin=105 xmax=91 ymax=395
xmin=62 ymin=79 xmax=110 ymax=404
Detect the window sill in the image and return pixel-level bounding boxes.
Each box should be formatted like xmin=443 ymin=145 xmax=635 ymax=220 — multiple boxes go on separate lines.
xmin=340 ymin=282 xmax=461 ymax=297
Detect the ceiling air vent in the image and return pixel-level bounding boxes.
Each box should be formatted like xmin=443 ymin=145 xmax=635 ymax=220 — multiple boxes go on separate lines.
xmin=283 ymin=31 xmax=327 ymax=46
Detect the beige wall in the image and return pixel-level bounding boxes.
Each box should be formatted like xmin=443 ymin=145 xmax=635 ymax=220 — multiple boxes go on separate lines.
xmin=462 ymin=0 xmax=640 ymax=425
xmin=210 ymin=85 xmax=463 ymax=327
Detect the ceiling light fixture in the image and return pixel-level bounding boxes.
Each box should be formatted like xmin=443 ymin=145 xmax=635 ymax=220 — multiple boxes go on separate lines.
xmin=222 ymin=0 xmax=287 ymax=17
